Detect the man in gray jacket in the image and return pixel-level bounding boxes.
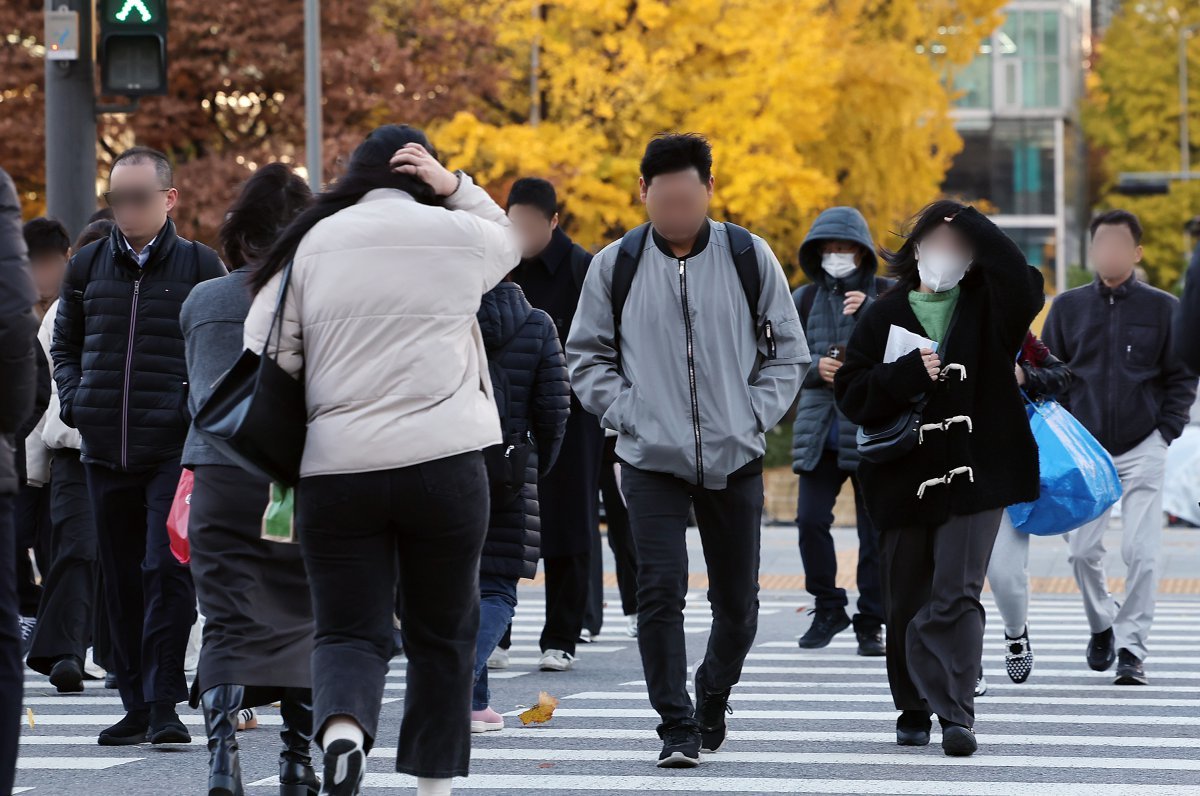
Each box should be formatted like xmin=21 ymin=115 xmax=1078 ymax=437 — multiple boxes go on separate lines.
xmin=567 ymin=134 xmax=808 ymax=768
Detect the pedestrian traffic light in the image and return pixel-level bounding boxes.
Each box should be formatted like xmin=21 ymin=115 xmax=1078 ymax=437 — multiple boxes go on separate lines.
xmin=98 ymin=0 xmax=168 ymax=96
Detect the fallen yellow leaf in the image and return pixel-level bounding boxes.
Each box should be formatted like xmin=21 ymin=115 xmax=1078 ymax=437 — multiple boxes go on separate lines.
xmin=26 ymin=708 xmax=34 ymax=729
xmin=518 ymin=692 xmax=559 ymax=726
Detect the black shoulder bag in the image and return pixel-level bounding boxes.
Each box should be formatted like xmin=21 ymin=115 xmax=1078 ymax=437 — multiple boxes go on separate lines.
xmin=193 ymin=261 xmax=308 ymax=486
xmin=856 ymin=302 xmax=962 ymax=464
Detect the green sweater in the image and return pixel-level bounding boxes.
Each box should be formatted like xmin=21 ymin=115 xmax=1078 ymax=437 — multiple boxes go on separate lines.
xmin=907 ymin=286 xmax=960 ymax=344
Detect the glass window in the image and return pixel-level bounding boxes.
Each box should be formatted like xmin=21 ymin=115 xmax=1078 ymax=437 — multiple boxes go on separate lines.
xmin=998 ymin=9 xmax=1063 ymax=109
xmin=952 ymin=49 xmax=992 ymax=109
xmin=941 ymin=119 xmax=1057 ymax=216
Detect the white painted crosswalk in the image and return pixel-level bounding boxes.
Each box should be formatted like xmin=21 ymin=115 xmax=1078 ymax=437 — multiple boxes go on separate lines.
xmin=15 ymin=595 xmax=1200 ymax=794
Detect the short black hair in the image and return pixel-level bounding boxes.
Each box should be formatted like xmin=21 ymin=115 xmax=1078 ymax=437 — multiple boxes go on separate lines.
xmin=74 ymin=219 xmax=115 ymax=251
xmin=506 ymin=178 xmax=558 ymax=220
xmin=23 ymin=217 xmax=70 ymax=260
xmin=87 ymin=207 xmax=114 ymax=223
xmin=640 ymin=133 xmax=713 ymax=185
xmin=111 ymin=146 xmax=173 ymax=188
xmin=1090 ymin=209 xmax=1143 ymax=245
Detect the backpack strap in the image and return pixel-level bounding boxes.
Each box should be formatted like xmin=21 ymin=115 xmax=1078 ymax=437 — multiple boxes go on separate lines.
xmin=798 ymin=283 xmax=817 ymax=328
xmin=724 ymin=222 xmax=761 ymax=331
xmin=64 ymin=239 xmax=106 ymax=304
xmin=610 ymin=223 xmax=651 ymax=363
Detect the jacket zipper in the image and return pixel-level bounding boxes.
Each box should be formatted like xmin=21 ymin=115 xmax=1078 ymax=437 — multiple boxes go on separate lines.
xmin=1106 ymin=293 xmax=1115 ymax=446
xmin=121 ymin=277 xmax=141 ymax=470
xmin=679 ymin=258 xmax=704 ymax=486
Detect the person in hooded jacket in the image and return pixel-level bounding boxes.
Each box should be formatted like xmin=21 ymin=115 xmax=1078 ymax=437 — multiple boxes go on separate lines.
xmin=470 ymin=280 xmax=570 ymax=735
xmin=790 ymin=207 xmax=891 ymax=656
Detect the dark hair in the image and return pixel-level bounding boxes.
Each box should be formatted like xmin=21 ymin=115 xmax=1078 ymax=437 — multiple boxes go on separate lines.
xmin=74 ymin=219 xmax=115 ymax=251
xmin=111 ymin=146 xmax=173 ymax=188
xmin=250 ymin=124 xmax=443 ymax=294
xmin=23 ymin=217 xmax=70 ymax=260
xmin=882 ymin=199 xmax=970 ymax=291
xmin=219 ymin=164 xmax=313 ymax=271
xmin=1090 ymin=209 xmax=1143 ymax=245
xmin=87 ymin=207 xmax=114 ymax=223
xmin=506 ymin=178 xmax=558 ymax=220
xmin=640 ymin=133 xmax=713 ymax=185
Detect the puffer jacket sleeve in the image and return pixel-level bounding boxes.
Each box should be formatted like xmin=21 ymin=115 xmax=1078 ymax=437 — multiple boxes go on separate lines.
xmin=530 ymin=311 xmax=570 ymax=476
xmin=0 ymin=168 xmax=37 ymax=438
xmin=51 ymin=249 xmax=90 ymax=427
xmin=244 ymin=268 xmax=304 ymax=380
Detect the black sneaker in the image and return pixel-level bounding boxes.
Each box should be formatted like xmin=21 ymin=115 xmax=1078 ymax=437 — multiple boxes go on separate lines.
xmin=656 ymin=719 xmax=701 ymax=768
xmin=1004 ymin=627 xmax=1034 ymax=684
xmin=149 ymin=702 xmax=192 ymax=745
xmin=941 ymin=722 xmax=978 ymax=757
xmin=895 ymin=710 xmax=931 ymax=746
xmin=855 ymin=625 xmax=885 ymax=657
xmin=321 ymin=739 xmax=366 ymax=795
xmin=1087 ymin=627 xmax=1117 ymax=671
xmin=693 ymin=663 xmax=732 ymax=753
xmin=797 ymin=608 xmax=851 ymax=649
xmin=18 ymin=616 xmax=36 ymax=656
xmin=97 ymin=710 xmax=150 ymax=746
xmin=50 ymin=655 xmax=85 ymax=694
xmin=1114 ymin=648 xmax=1147 ymax=685
xmin=104 ymin=672 xmax=119 ymax=689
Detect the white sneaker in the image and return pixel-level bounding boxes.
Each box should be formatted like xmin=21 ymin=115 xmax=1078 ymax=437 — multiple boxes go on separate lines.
xmin=579 ymin=629 xmax=594 ymax=644
xmin=625 ymin=614 xmax=638 ymax=638
xmin=486 ymin=648 xmax=510 ymax=670
xmin=974 ymin=675 xmax=988 ymax=697
xmin=539 ymin=649 xmax=576 ymax=672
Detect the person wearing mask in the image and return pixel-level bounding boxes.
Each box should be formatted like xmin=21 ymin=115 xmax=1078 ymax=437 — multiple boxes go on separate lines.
xmin=506 ymin=177 xmax=603 ymax=665
xmin=1042 ymin=209 xmax=1196 ymax=686
xmin=243 ymin=125 xmax=520 ymax=796
xmin=25 ymin=221 xmax=110 ymax=693
xmin=52 ymin=147 xmax=227 ymax=746
xmin=0 ymin=165 xmax=40 ymax=796
xmin=181 ymin=164 xmax=318 ymax=796
xmin=790 ymin=207 xmax=890 ymax=655
xmin=976 ymin=331 xmax=1072 ymax=696
xmin=567 ymin=133 xmax=808 ymax=767
xmin=834 ymin=201 xmax=1045 ymax=757
xmin=471 ymin=279 xmax=570 ymax=734
xmin=13 ymin=218 xmax=65 ymax=650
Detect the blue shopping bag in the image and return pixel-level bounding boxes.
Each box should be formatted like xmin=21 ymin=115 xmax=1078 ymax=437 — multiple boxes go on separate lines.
xmin=1007 ymin=397 xmax=1122 ymax=536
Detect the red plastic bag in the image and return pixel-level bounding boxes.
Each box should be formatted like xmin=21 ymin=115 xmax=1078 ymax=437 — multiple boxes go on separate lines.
xmin=167 ymin=470 xmax=194 ymax=565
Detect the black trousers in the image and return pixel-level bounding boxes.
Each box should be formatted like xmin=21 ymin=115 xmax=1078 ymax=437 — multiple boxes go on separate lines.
xmin=879 ymin=509 xmax=1002 ymax=728
xmin=27 ymin=450 xmax=97 ymax=675
xmin=0 ymin=493 xmax=21 ymax=796
xmin=585 ymin=449 xmax=639 ymax=632
xmin=296 ymin=452 xmax=488 ymax=779
xmin=796 ymin=450 xmax=883 ymax=629
xmin=540 ymin=552 xmax=589 ymax=656
xmin=14 ymin=482 xmax=51 ymax=618
xmin=621 ymin=465 xmax=763 ymax=724
xmin=85 ymin=460 xmax=195 ymax=711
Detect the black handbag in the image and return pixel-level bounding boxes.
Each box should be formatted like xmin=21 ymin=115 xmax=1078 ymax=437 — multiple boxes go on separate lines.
xmin=482 ymin=337 xmax=533 ymax=506
xmin=855 ymin=304 xmax=962 ymax=464
xmin=193 ymin=261 xmax=307 ymax=486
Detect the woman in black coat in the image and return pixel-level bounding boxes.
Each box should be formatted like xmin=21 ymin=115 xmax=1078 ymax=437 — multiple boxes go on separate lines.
xmin=834 ymin=201 xmax=1045 ymax=757
xmin=471 ymin=280 xmax=570 ymax=733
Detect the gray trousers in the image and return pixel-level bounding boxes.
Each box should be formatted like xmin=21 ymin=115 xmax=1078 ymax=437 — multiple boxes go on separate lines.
xmin=1066 ymin=430 xmax=1168 ymax=661
xmin=880 ymin=509 xmax=1003 ymax=728
xmin=986 ymin=512 xmax=1030 ymax=638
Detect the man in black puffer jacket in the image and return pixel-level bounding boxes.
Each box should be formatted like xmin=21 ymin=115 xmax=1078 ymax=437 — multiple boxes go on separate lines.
xmin=471 ymin=280 xmax=570 ymax=733
xmin=51 ymin=147 xmax=225 ymax=747
xmin=0 ymin=165 xmax=40 ymax=796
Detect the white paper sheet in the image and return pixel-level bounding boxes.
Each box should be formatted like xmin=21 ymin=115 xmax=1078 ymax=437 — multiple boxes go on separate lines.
xmin=884 ymin=324 xmax=938 ymax=364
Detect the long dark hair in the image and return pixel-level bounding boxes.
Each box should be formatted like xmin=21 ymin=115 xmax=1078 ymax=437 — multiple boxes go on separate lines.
xmin=882 ymin=199 xmax=969 ymax=292
xmin=219 ymin=163 xmax=312 ymax=270
xmin=249 ymin=124 xmax=444 ymax=294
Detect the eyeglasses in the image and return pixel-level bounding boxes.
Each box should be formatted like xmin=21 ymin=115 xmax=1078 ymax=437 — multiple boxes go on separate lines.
xmin=103 ymin=188 xmax=170 ymax=208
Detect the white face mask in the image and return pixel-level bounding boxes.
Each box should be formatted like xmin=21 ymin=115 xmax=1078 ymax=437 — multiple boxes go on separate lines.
xmin=916 ymin=245 xmax=970 ymax=293
xmin=821 ymin=251 xmax=858 ymax=280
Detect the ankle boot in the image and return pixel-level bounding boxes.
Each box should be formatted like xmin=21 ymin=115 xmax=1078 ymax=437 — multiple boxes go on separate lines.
xmin=201 ymin=684 xmax=245 ymax=796
xmin=279 ymin=688 xmax=321 ymax=796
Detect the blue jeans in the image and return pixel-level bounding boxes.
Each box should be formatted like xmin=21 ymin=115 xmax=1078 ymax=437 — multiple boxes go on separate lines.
xmin=473 ymin=573 xmax=518 ymax=711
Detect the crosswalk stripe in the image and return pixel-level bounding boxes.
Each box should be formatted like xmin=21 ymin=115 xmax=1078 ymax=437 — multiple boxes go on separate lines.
xmin=20 ymin=735 xmax=203 ymax=746
xmin=17 ymin=756 xmax=141 ymax=770
xmin=561 ymin=691 xmax=1200 ymax=707
xmin=745 ymin=651 xmax=1200 ymax=663
xmin=246 ymin=773 xmax=1200 ymax=794
xmin=17 ymin=714 xmax=279 ymax=727
xmin=505 ymin=708 xmax=1200 ymax=725
xmin=762 ymin=640 xmax=1200 ymax=651
xmin=735 ymin=665 xmax=1200 ymax=679
xmin=618 ymin=680 xmax=1200 ymax=693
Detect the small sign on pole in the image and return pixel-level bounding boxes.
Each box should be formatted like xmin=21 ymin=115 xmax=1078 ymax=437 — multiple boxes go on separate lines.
xmin=45 ymin=9 xmax=80 ymax=61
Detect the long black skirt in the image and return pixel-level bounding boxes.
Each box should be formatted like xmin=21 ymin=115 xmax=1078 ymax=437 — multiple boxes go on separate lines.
xmin=188 ymin=464 xmax=313 ymax=708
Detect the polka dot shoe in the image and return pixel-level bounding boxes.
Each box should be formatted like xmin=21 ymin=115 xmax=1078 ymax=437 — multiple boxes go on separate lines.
xmin=1004 ymin=627 xmax=1034 ymax=684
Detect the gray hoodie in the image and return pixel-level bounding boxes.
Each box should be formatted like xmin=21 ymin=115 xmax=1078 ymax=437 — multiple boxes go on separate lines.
xmin=566 ymin=219 xmax=809 ymax=489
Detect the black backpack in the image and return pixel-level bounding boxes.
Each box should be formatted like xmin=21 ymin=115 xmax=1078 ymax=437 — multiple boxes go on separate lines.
xmin=610 ymin=222 xmax=773 ymax=361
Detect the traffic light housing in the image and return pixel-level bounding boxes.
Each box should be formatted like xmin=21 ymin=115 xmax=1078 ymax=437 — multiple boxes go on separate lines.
xmin=98 ymin=0 xmax=168 ymax=96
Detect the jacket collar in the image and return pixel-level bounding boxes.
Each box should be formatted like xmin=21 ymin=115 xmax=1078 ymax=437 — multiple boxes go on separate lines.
xmin=1095 ymin=271 xmax=1138 ymax=300
xmin=652 ymin=219 xmax=711 ymax=261
xmin=359 ymin=188 xmax=416 ymax=205
xmin=110 ymin=218 xmax=177 ymax=273
xmin=526 ymin=226 xmax=574 ymax=276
